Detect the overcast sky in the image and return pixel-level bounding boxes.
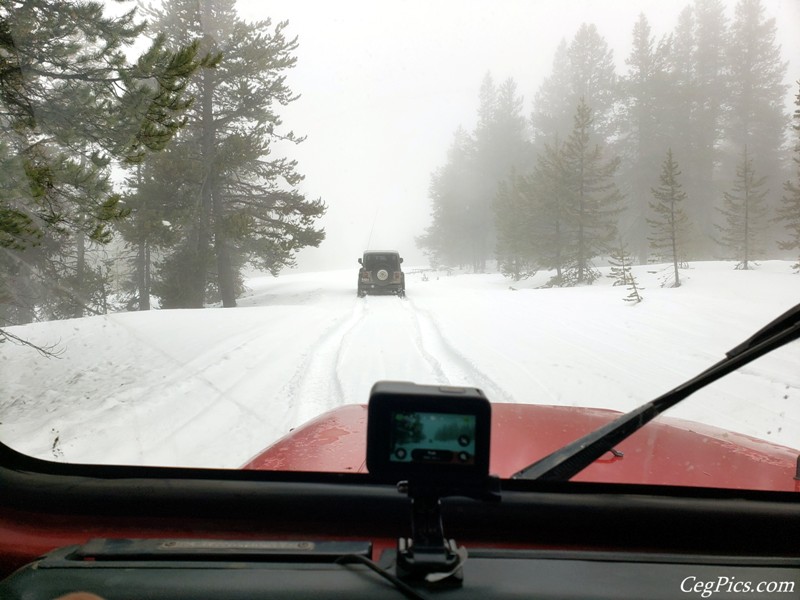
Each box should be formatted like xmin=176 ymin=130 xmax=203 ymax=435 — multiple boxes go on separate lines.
xmin=234 ymin=0 xmax=800 ymax=272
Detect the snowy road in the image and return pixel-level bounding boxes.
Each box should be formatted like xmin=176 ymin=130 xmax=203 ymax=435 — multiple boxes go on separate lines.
xmin=1 ymin=262 xmax=799 ymax=468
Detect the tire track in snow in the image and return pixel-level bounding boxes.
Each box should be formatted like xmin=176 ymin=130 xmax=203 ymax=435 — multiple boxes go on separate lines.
xmin=278 ymin=299 xmax=366 ymax=434
xmin=396 ymin=298 xmax=449 ymax=384
xmin=331 ymin=295 xmax=458 ymax=404
xmin=403 ymin=297 xmax=517 ymax=403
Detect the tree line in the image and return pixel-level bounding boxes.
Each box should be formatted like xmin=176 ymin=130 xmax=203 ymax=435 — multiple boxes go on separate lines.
xmin=0 ymin=0 xmax=324 ymax=338
xmin=418 ymin=0 xmax=800 ymax=286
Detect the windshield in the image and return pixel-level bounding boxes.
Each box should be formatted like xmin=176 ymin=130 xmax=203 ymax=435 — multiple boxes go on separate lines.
xmin=0 ymin=0 xmax=799 ymax=492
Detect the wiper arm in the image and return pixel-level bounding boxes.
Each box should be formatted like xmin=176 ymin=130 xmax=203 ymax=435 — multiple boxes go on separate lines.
xmin=512 ymin=302 xmax=800 ymax=481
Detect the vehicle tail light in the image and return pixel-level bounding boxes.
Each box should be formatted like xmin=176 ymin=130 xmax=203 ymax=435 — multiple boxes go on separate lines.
xmin=360 ymin=268 xmax=370 ymax=281
xmin=393 ymin=272 xmax=401 ymax=282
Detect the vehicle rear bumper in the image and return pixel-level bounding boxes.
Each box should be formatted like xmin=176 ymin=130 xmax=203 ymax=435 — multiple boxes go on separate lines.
xmin=359 ymin=283 xmax=403 ymax=294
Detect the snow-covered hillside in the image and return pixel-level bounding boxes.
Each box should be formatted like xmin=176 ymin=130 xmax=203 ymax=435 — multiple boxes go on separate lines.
xmin=1 ymin=261 xmax=798 ymax=468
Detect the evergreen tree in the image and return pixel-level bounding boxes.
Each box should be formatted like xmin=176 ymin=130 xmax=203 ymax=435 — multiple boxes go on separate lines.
xmin=417 ymin=128 xmax=478 ymax=269
xmin=608 ymin=238 xmax=633 ymax=287
xmin=471 ymin=74 xmax=529 ymax=272
xmin=724 ymin=0 xmax=788 ymax=239
xmin=116 ymin=158 xmax=186 ymax=310
xmin=660 ymin=6 xmax=695 ymax=191
xmin=624 ymin=271 xmax=644 ymax=304
xmin=618 ymin=13 xmax=673 ymax=264
xmin=608 ymin=237 xmax=643 ymax=303
xmin=560 ymin=99 xmax=624 ymax=284
xmin=648 ymin=149 xmax=690 ymax=287
xmin=0 ymin=0 xmax=199 ymax=327
xmin=659 ymin=1 xmax=727 ymax=253
xmin=531 ymin=25 xmax=617 ymax=144
xmin=467 ymin=72 xmax=501 ymax=273
xmin=420 ymin=74 xmax=527 ymax=273
xmin=775 ymin=81 xmax=800 ymax=272
xmin=524 ymin=137 xmax=573 ymax=286
xmin=494 ymin=169 xmax=535 ymax=281
xmin=716 ymin=146 xmax=769 ymax=269
xmin=690 ymin=0 xmax=728 ymax=238
xmin=566 ymin=24 xmax=617 ymax=142
xmin=143 ymin=0 xmax=325 ymax=308
xmin=531 ymin=40 xmax=570 ymax=143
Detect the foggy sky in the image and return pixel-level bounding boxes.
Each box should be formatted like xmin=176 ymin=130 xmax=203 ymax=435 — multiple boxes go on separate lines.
xmin=236 ymin=0 xmax=800 ymax=273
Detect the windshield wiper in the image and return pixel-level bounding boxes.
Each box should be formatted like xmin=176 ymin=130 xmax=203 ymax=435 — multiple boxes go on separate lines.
xmin=512 ymin=302 xmax=800 ymax=481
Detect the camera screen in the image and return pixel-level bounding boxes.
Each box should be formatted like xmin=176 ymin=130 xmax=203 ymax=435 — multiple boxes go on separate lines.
xmin=389 ymin=410 xmax=477 ymax=466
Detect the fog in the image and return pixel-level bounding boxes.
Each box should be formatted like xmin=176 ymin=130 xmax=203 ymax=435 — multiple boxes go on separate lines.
xmin=235 ymin=0 xmax=800 ymax=273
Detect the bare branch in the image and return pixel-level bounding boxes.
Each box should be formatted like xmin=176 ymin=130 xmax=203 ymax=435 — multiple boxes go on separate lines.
xmin=0 ymin=328 xmax=63 ymax=358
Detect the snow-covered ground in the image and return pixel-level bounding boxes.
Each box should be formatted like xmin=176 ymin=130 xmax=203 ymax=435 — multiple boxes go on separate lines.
xmin=1 ymin=261 xmax=798 ymax=469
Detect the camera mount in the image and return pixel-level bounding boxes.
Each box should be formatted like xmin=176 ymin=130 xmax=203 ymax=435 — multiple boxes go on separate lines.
xmin=364 ymin=381 xmax=499 ymax=585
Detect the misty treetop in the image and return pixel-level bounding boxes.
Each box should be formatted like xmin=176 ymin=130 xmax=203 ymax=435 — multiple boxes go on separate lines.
xmin=419 ymin=0 xmax=795 ymax=283
xmin=531 ymin=24 xmax=617 ymax=145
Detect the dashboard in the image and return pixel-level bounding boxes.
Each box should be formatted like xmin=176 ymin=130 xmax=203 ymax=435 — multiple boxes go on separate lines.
xmin=4 ymin=540 xmax=800 ymax=599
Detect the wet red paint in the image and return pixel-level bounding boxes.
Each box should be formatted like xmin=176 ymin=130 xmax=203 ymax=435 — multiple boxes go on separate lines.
xmin=244 ymin=403 xmax=797 ymax=491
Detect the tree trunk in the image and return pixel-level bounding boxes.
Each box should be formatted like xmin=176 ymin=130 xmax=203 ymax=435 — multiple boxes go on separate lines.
xmin=213 ymin=186 xmax=237 ymax=307
xmin=136 ymin=239 xmax=150 ymax=311
xmin=74 ymin=229 xmax=85 ymax=318
xmin=186 ymin=64 xmax=216 ymax=308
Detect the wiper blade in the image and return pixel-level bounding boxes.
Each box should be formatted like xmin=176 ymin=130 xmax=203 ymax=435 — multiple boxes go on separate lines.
xmin=512 ymin=302 xmax=800 ymax=481
xmin=725 ymin=302 xmax=800 ymax=358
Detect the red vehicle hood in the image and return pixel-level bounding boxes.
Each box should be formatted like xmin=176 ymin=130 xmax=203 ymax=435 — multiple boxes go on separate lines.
xmin=244 ymin=403 xmax=799 ymax=492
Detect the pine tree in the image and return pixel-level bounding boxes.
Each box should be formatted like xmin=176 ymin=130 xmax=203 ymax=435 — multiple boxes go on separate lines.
xmin=648 ymin=149 xmax=690 ymax=287
xmin=471 ymin=74 xmax=529 ymax=272
xmin=531 ymin=40 xmax=570 ymax=142
xmin=417 ymin=128 xmax=478 ymax=269
xmin=560 ymin=99 xmax=624 ymax=285
xmin=116 ymin=158 xmax=186 ymax=310
xmin=494 ymin=169 xmax=535 ymax=281
xmin=624 ymin=273 xmax=644 ymax=304
xmin=618 ymin=13 xmax=673 ymax=264
xmin=524 ymin=138 xmax=573 ymax=286
xmin=724 ymin=0 xmax=788 ymax=223
xmin=420 ymin=74 xmax=528 ymax=273
xmin=143 ymin=0 xmax=325 ymax=308
xmin=566 ymin=24 xmax=618 ymax=142
xmin=775 ymin=80 xmax=800 ymax=272
xmin=690 ymin=0 xmax=728 ymax=239
xmin=658 ymin=1 xmax=728 ymax=253
xmin=467 ymin=72 xmax=501 ymax=273
xmin=0 ymin=0 xmax=200 ymax=327
xmin=716 ymin=146 xmax=769 ymax=270
xmin=608 ymin=238 xmax=643 ymax=303
xmin=660 ymin=6 xmax=695 ymax=196
xmin=531 ymin=25 xmax=617 ymax=144
xmin=608 ymin=238 xmax=633 ymax=287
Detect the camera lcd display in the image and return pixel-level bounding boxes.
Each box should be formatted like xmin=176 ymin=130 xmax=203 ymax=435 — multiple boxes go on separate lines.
xmin=389 ymin=411 xmax=477 ymax=466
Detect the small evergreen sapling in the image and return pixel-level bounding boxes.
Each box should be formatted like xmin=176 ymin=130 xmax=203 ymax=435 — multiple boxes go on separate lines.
xmin=716 ymin=146 xmax=768 ymax=270
xmin=608 ymin=239 xmax=643 ymax=303
xmin=648 ymin=148 xmax=689 ymax=287
xmin=608 ymin=240 xmax=632 ymax=287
